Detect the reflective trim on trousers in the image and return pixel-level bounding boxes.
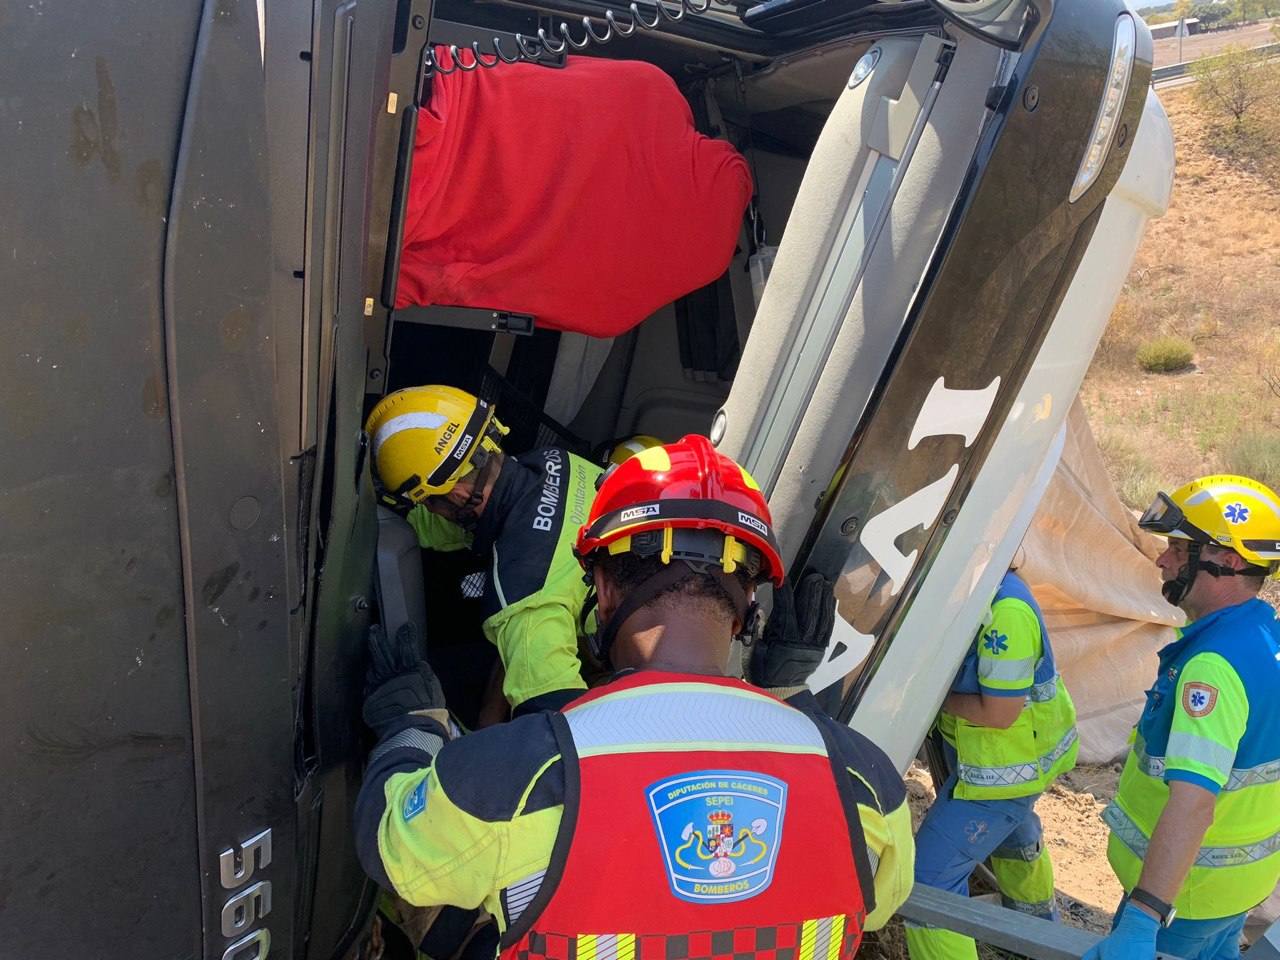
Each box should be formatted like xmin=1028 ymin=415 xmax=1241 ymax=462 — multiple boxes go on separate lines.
xmin=1104 ymin=803 xmax=1280 ymax=867
xmin=991 ymin=839 xmax=1044 ymax=863
xmin=1134 ymin=743 xmax=1280 ymax=791
xmin=1000 ymin=894 xmax=1056 ymax=919
xmin=564 ymin=686 xmax=827 ymax=755
xmin=957 ymin=726 xmax=1078 ymax=789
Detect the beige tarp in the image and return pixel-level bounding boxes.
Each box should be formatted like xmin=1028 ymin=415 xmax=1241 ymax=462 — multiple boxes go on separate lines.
xmin=1020 ymin=399 xmax=1185 ymax=764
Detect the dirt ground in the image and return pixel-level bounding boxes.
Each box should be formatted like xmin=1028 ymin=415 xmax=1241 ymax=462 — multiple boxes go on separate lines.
xmin=1152 ymin=19 xmax=1279 ymax=67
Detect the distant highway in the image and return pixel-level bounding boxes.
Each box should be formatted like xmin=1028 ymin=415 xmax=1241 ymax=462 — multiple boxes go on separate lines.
xmin=1152 ymin=41 xmax=1280 ymax=87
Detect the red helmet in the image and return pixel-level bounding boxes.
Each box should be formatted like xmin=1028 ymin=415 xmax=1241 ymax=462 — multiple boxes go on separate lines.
xmin=575 ymin=434 xmax=784 ymax=586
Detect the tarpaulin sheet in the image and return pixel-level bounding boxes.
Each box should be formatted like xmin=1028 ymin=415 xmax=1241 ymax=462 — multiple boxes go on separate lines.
xmin=395 ymin=49 xmax=753 ymax=338
xmin=1021 ymin=400 xmax=1184 ymax=763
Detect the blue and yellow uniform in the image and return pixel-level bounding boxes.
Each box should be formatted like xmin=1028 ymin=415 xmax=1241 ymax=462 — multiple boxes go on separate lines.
xmin=907 ymin=571 xmax=1078 ymax=960
xmin=408 ymin=447 xmax=602 ymax=712
xmin=1103 ymin=597 xmax=1280 ymax=925
xmin=354 ymin=674 xmax=915 ymax=946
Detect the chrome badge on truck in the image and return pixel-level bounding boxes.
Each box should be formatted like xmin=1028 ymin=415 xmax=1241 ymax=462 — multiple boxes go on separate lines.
xmin=218 ymin=828 xmax=273 ymax=959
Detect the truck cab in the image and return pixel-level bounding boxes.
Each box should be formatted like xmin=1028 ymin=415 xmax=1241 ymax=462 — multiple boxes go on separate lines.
xmin=0 ymin=1 xmax=1172 ymax=958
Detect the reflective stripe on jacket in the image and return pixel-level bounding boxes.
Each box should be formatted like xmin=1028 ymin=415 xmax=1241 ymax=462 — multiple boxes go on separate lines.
xmin=940 ymin=572 xmax=1078 ymax=800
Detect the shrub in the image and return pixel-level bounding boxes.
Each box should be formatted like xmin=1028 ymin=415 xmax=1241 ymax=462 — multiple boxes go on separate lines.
xmin=1136 ymin=335 xmax=1195 ymax=373
xmin=1227 ymin=428 xmax=1280 ymax=490
xmin=1192 ymin=46 xmax=1280 ymax=129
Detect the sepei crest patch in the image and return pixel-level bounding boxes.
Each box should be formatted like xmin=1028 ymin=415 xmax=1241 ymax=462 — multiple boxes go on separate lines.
xmin=647 ymin=770 xmax=786 ymax=905
xmin=1182 ymin=682 xmax=1219 ymax=718
xmin=402 ymin=780 xmax=427 ymax=822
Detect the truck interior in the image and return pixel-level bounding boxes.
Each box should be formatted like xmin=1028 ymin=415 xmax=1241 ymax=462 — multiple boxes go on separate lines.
xmin=370 ymin=1 xmax=1004 ymax=726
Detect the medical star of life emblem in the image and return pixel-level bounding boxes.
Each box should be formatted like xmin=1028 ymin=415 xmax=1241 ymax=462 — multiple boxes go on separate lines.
xmin=1224 ymin=503 xmax=1249 ymax=524
xmin=1182 ymin=682 xmax=1218 ymax=718
xmin=982 ymin=630 xmax=1009 ymax=655
xmin=647 ymin=770 xmax=786 ymax=904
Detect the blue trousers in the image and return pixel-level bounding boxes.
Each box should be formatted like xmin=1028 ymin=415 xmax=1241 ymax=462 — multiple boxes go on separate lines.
xmin=1112 ymin=897 xmax=1246 ymax=960
xmin=912 ymin=772 xmax=1055 ymax=915
xmin=906 ymin=762 xmax=1057 ymax=960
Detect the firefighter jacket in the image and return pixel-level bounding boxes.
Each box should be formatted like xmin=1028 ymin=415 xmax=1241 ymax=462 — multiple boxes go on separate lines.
xmin=1103 ymin=597 xmax=1280 ymax=920
xmin=406 ymin=448 xmax=602 ymax=710
xmin=938 ymin=572 xmax=1078 ymax=800
xmin=354 ymin=672 xmax=915 ymax=957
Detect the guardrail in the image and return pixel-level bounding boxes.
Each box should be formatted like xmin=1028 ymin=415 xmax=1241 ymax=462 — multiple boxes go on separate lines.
xmin=898 ymin=885 xmax=1280 ymax=959
xmin=1152 ymin=41 xmax=1280 ymax=83
xmin=898 ymin=886 xmax=1100 ymax=960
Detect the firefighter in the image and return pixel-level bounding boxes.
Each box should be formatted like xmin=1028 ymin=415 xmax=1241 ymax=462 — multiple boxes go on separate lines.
xmin=364 ymin=385 xmax=603 ymax=714
xmin=355 ymin=435 xmax=914 ymax=956
xmin=906 ymin=565 xmax=1079 ymax=960
xmin=604 ymin=434 xmax=666 ymax=467
xmin=1085 ymin=475 xmax=1280 ymax=960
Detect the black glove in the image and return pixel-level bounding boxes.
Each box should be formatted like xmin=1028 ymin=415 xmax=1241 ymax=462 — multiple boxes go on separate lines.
xmin=749 ymin=571 xmax=836 ymax=689
xmin=362 ymin=622 xmax=447 ymax=738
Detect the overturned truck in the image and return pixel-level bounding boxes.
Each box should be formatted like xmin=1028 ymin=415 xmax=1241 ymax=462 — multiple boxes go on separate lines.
xmin=0 ymin=0 xmax=1173 ymax=958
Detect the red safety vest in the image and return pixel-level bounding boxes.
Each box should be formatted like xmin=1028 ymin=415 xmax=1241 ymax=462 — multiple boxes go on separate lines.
xmin=500 ymin=672 xmax=872 ymax=960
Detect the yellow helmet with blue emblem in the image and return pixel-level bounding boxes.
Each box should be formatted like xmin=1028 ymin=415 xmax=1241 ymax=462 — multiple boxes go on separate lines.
xmin=1139 ymin=474 xmax=1280 ymax=576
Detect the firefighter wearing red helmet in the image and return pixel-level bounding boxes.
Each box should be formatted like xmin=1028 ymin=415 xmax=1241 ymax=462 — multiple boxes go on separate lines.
xmin=354 ymin=435 xmax=914 ymax=957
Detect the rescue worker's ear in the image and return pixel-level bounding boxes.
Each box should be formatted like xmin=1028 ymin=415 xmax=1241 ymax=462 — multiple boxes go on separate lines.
xmin=592 ymin=567 xmax=620 ymax=625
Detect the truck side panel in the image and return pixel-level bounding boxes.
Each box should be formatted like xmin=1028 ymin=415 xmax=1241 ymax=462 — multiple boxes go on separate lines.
xmin=0 ymin=1 xmax=205 ymax=956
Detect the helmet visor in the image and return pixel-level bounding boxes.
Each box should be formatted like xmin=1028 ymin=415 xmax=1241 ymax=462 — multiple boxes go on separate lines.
xmin=1138 ymin=492 xmax=1213 ymax=543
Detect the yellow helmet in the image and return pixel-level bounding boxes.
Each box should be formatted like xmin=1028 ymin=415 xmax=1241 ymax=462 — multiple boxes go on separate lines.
xmin=1139 ymin=474 xmax=1280 ymax=576
xmin=604 ymin=434 xmax=665 ymax=467
xmin=364 ymin=385 xmax=508 ymax=507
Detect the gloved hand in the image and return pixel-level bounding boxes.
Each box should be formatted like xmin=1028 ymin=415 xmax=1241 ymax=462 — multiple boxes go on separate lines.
xmin=1082 ymin=902 xmax=1160 ymax=960
xmin=749 ymin=571 xmax=836 ymax=690
xmin=362 ymin=622 xmax=447 ymax=738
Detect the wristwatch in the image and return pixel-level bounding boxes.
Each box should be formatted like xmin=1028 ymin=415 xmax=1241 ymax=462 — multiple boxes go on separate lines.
xmin=1130 ymin=888 xmax=1177 ymax=927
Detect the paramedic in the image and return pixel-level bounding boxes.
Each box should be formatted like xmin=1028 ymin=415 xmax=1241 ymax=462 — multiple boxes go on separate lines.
xmin=906 ymin=566 xmax=1079 ymax=960
xmin=364 ymin=384 xmax=603 ymax=714
xmin=1086 ymin=475 xmax=1280 ymax=960
xmin=354 ymin=435 xmax=914 ymax=957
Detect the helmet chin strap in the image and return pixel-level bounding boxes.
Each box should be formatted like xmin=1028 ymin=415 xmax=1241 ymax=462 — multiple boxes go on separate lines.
xmin=583 ymin=561 xmax=757 ymax=668
xmin=1162 ymin=542 xmax=1266 ymax=605
xmin=1162 ymin=542 xmax=1201 ymax=605
xmin=429 ymin=455 xmax=499 ymax=530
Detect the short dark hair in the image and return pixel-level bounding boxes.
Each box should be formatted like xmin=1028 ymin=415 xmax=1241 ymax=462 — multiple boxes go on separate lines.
xmin=1202 ymin=543 xmax=1266 ymax=593
xmin=596 ymin=553 xmax=754 ymax=623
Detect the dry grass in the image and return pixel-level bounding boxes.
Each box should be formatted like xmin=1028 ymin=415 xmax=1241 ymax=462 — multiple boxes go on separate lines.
xmin=1085 ymin=86 xmax=1280 ymax=510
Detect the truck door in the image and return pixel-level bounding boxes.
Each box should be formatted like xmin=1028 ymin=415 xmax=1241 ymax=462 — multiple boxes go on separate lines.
xmin=714 ymin=0 xmax=1173 ymax=767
